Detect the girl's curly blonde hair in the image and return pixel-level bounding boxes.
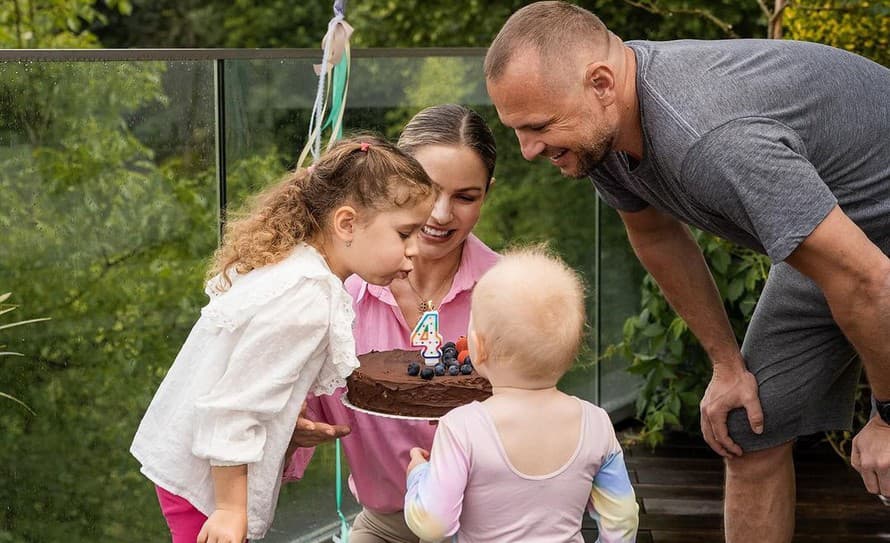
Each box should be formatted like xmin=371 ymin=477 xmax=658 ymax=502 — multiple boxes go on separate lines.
xmin=209 ymin=134 xmax=436 ymax=289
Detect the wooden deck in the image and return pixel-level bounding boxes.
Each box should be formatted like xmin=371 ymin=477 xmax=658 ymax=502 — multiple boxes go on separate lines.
xmin=581 ymin=431 xmax=890 ymax=542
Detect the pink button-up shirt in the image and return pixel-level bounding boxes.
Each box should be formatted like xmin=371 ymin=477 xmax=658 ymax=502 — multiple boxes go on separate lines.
xmin=284 ymin=235 xmax=499 ymax=513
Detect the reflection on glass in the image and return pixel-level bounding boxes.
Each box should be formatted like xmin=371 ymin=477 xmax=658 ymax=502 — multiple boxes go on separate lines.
xmin=0 ymin=59 xmax=216 ymax=540
xmin=598 ymin=204 xmax=646 ymax=416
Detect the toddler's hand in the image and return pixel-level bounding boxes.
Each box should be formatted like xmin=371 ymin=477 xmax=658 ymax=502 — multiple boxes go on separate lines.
xmin=197 ymin=507 xmax=247 ymax=543
xmin=407 ymin=447 xmax=430 ymax=474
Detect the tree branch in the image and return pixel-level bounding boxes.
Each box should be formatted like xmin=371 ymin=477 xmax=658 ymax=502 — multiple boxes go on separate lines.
xmin=28 ymin=0 xmax=37 ymax=45
xmin=622 ymin=0 xmax=740 ymax=38
xmin=769 ymin=0 xmax=788 ymax=39
xmin=756 ymin=0 xmax=772 ymax=19
xmin=12 ymin=0 xmax=23 ymax=48
xmin=49 ymin=240 xmax=168 ymax=313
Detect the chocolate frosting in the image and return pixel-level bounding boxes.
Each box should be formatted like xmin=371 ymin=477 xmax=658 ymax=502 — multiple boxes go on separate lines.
xmin=347 ymin=349 xmax=492 ymax=417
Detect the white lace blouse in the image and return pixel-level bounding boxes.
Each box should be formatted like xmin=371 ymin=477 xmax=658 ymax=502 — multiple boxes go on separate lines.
xmin=130 ymin=243 xmax=357 ymax=539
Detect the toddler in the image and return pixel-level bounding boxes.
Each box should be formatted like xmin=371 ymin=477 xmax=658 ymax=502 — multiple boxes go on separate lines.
xmin=404 ymin=246 xmax=639 ymax=542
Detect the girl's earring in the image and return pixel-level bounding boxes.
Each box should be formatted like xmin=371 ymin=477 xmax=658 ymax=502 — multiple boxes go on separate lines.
xmin=346 ymin=240 xmax=352 ymax=248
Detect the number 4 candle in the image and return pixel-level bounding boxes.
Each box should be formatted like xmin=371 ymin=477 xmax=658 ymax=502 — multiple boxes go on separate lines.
xmin=411 ymin=309 xmax=443 ymax=366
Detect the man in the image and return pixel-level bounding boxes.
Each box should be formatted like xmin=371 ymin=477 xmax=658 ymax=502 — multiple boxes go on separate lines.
xmin=484 ymin=2 xmax=890 ymax=542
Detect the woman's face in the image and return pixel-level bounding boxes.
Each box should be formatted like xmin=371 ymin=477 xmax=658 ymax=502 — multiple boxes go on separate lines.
xmin=411 ymin=144 xmax=490 ymax=261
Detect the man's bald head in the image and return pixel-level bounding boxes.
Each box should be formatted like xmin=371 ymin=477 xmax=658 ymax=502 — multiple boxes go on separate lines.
xmin=484 ymin=1 xmax=612 ymax=84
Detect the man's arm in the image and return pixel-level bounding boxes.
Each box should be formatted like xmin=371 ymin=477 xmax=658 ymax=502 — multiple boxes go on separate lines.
xmin=618 ymin=206 xmax=763 ymax=456
xmin=783 ymin=205 xmax=890 ymax=397
xmin=619 ymin=207 xmax=741 ymax=368
xmin=783 ymin=205 xmax=890 ymax=496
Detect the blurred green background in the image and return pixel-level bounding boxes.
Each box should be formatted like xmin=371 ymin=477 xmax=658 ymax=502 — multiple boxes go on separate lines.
xmin=1 ymin=0 xmax=887 ymax=541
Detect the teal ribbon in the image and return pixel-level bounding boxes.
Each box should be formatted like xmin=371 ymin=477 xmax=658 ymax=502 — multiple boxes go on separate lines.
xmin=322 ymin=53 xmax=350 ymax=141
xmin=334 ymin=437 xmax=350 ymax=542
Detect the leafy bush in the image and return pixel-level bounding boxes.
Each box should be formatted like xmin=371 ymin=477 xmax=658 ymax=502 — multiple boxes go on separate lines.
xmin=603 ymin=232 xmax=770 ymax=447
xmin=785 ymin=0 xmax=890 ymax=67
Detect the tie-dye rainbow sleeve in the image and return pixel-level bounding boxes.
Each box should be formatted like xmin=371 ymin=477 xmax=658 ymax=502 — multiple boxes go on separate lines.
xmin=588 ymin=449 xmax=639 ymax=542
xmin=404 ymin=419 xmax=469 ymax=542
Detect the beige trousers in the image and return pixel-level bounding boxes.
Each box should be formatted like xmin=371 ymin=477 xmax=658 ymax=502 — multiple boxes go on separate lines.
xmin=350 ymin=508 xmax=431 ymax=543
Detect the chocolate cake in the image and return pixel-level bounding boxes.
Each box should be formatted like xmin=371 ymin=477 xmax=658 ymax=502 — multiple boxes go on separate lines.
xmin=347 ymin=349 xmax=492 ymax=417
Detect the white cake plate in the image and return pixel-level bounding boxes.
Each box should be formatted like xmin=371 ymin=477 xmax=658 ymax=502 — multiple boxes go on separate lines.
xmin=340 ymin=394 xmax=439 ymax=422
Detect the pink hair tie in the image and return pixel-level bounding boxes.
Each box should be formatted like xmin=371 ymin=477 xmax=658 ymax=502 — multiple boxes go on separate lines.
xmin=359 ymin=142 xmax=371 ymax=152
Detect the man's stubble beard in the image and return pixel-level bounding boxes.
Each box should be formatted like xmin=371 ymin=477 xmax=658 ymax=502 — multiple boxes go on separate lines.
xmin=573 ymin=131 xmax=616 ymax=179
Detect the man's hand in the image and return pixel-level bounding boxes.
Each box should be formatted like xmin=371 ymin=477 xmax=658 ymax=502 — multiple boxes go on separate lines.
xmin=700 ymin=364 xmax=764 ymax=457
xmin=197 ymin=507 xmax=247 ymax=543
xmin=290 ymin=401 xmax=351 ymax=449
xmin=851 ymin=415 xmax=890 ymax=498
xmin=407 ymin=447 xmax=430 ymax=474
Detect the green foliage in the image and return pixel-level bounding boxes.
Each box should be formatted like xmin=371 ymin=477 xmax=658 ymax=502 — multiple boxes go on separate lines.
xmin=0 ymin=45 xmax=303 ymax=539
xmin=785 ymin=0 xmax=890 ymax=67
xmin=0 ymin=54 xmax=213 ymax=539
xmin=348 ymin=1 xmax=524 ymax=47
xmin=0 ymin=293 xmax=50 ymax=414
xmin=610 ymin=0 xmax=765 ymax=39
xmin=0 ymin=0 xmax=133 ymax=48
xmin=604 ymin=232 xmax=770 ymax=448
xmin=88 ymin=0 xmax=767 ymax=50
xmin=93 ymin=0 xmax=331 ymax=48
xmin=0 ymin=7 xmax=213 ymax=537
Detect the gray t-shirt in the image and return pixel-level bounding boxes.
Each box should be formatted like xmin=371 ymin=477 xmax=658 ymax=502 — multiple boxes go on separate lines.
xmin=591 ymin=39 xmax=890 ymax=262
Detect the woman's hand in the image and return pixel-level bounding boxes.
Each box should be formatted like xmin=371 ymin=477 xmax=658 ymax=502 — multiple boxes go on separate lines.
xmin=407 ymin=447 xmax=430 ymax=474
xmin=289 ymin=402 xmax=351 ymax=449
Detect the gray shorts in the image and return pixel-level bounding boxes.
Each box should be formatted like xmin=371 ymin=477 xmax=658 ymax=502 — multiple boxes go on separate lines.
xmin=727 ymin=261 xmax=861 ymax=452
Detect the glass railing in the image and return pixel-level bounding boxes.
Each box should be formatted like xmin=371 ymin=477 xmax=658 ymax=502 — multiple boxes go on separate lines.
xmin=0 ymin=48 xmax=644 ymax=542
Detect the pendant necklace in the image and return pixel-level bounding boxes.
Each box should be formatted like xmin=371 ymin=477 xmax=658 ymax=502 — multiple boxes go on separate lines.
xmin=406 ymin=278 xmax=444 ymax=313
xmin=405 ymin=260 xmax=459 ymax=313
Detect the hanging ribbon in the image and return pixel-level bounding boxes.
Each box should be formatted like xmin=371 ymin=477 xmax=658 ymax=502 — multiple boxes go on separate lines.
xmin=298 ymin=0 xmax=353 ymax=169
xmin=299 ymin=2 xmax=353 ymax=541
xmin=332 ymin=437 xmax=350 ymax=543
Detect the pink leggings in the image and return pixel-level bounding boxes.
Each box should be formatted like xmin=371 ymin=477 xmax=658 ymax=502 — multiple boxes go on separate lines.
xmin=155 ymin=486 xmax=208 ymax=543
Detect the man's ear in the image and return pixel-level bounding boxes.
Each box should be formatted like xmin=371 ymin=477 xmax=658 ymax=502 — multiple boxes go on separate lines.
xmin=584 ymin=62 xmax=616 ymax=106
xmin=331 ymin=205 xmax=358 ymax=243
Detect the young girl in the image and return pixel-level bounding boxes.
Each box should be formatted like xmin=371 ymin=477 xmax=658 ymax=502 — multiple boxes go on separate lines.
xmin=285 ymin=104 xmax=499 ymax=542
xmin=130 ymin=135 xmax=437 ymax=543
xmin=404 ymin=247 xmax=639 ymax=542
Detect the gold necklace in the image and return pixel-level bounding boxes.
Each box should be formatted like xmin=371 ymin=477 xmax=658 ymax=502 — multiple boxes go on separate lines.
xmin=406 ymin=277 xmax=444 ymax=313
xmin=405 ymin=260 xmax=460 ymax=313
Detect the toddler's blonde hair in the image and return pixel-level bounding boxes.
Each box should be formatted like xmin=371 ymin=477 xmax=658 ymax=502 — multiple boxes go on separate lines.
xmin=471 ymin=244 xmax=586 ymax=384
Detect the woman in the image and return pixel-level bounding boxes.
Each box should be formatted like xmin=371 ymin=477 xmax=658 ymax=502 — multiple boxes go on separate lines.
xmin=284 ymin=104 xmax=498 ymax=543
